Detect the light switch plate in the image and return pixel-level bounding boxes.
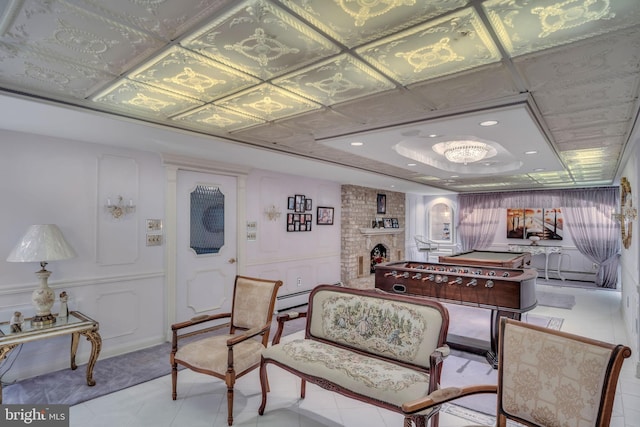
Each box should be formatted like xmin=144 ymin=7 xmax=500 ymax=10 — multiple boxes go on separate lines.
xmin=146 ymin=219 xmax=162 ymax=231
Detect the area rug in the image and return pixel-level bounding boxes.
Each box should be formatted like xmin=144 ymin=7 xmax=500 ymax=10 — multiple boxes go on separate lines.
xmin=537 ymin=290 xmax=576 ymax=309
xmin=2 ymin=314 xmax=308 ymax=406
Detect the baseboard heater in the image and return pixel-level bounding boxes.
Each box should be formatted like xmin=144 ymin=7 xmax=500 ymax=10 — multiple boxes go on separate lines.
xmin=276 ymin=282 xmax=343 ymax=312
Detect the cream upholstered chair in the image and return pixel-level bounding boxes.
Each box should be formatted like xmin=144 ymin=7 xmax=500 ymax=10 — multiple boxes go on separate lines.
xmin=170 ymin=275 xmax=282 ymax=426
xmin=402 ymin=317 xmax=631 ymax=427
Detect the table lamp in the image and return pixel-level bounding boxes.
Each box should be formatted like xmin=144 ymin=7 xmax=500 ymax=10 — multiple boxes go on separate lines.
xmin=6 ymin=224 xmax=76 ymax=326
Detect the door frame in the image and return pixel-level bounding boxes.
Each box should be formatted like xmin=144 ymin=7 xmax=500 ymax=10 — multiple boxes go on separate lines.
xmin=163 ymin=154 xmax=251 ymax=340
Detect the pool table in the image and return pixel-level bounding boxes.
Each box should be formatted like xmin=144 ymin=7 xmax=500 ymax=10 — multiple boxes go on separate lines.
xmin=439 ymin=250 xmax=531 ymax=269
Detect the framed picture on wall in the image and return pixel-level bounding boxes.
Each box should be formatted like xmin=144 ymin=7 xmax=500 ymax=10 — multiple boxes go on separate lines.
xmin=391 ymin=218 xmax=399 ymax=228
xmin=305 ymin=198 xmax=312 ymax=211
xmin=317 ymin=207 xmax=334 ymax=225
xmin=377 ymin=193 xmax=386 ymax=214
xmin=287 ymin=197 xmax=295 ymax=210
xmin=294 ymin=194 xmax=305 ymax=212
xmin=383 ymin=218 xmax=393 ymax=228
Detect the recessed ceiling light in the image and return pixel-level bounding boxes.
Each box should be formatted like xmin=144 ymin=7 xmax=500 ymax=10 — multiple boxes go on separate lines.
xmin=479 ymin=120 xmax=498 ymax=126
xmin=428 ymin=134 xmax=439 ymax=138
xmin=407 ymin=163 xmax=416 ymax=166
xmin=350 ymin=141 xmax=364 ymax=146
xmin=525 ymin=150 xmax=538 ymax=155
xmin=533 ymin=168 xmax=545 ymax=172
xmin=450 ymin=175 xmax=459 ymax=178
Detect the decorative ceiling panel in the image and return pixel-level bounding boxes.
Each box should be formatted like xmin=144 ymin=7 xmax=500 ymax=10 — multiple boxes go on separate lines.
xmin=1 ymin=0 xmax=165 ymax=75
xmin=128 ymin=46 xmax=260 ymax=102
xmin=534 ymin=74 xmax=639 ymax=114
xmin=66 ymin=0 xmax=229 ymax=41
xmin=544 ymin=103 xmax=634 ymax=131
xmin=0 ymin=42 xmax=114 ymax=98
xmin=276 ymin=109 xmax=366 ymax=139
xmin=553 ymin=123 xmax=628 ymax=143
xmin=528 ymin=171 xmax=574 ymax=184
xmin=557 ymin=136 xmax=624 ymax=150
xmin=513 ymin=25 xmax=640 ymax=91
xmin=92 ymin=79 xmax=203 ymax=118
xmin=330 ymin=90 xmax=429 ymax=126
xmin=483 ymin=0 xmax=640 ymax=57
xmin=214 ymin=83 xmax=321 ymax=121
xmin=272 ymin=54 xmax=395 ymax=106
xmin=408 ymin=64 xmax=520 ymax=109
xmin=277 ymin=0 xmax=468 ymax=48
xmin=231 ymin=122 xmax=315 ymax=147
xmin=356 ymin=7 xmax=501 ymax=85
xmin=180 ymin=0 xmax=340 ymax=80
xmin=171 ymin=104 xmax=265 ymax=133
xmin=0 ymin=0 xmax=638 ymax=193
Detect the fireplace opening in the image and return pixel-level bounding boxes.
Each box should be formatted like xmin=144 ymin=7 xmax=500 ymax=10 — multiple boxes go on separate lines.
xmin=370 ymin=243 xmax=388 ymax=273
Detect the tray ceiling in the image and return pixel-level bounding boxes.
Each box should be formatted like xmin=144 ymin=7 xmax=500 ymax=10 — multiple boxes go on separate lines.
xmin=0 ymin=0 xmax=639 ymax=192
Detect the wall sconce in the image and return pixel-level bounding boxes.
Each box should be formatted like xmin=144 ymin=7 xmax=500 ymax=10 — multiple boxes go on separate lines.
xmin=264 ymin=205 xmax=281 ymax=221
xmin=106 ymin=196 xmax=136 ymax=219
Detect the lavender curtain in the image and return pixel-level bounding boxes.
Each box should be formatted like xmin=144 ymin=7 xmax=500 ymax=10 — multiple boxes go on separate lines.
xmin=562 ymin=188 xmax=620 ymax=288
xmin=457 ymin=188 xmax=620 ymax=288
xmin=457 ymin=193 xmax=503 ymax=251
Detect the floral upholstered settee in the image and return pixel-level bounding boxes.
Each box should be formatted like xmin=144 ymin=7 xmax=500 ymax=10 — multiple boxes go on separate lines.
xmin=258 ymin=284 xmax=450 ymax=427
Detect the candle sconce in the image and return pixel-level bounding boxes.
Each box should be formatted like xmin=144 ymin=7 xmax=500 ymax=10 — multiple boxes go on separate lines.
xmin=264 ymin=204 xmax=281 ymax=221
xmin=106 ymin=195 xmax=136 ymax=219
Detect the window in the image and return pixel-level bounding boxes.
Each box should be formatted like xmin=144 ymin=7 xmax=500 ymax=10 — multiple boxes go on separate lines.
xmin=190 ymin=185 xmax=225 ymax=255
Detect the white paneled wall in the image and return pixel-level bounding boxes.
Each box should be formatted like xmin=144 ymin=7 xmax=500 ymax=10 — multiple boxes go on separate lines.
xmin=0 ymin=132 xmax=165 ymax=381
xmin=244 ymin=170 xmax=341 ymax=311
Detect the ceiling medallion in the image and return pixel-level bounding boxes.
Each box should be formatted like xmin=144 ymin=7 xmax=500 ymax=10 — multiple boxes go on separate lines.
xmin=433 ymin=140 xmax=493 ymax=165
xmin=225 ymin=27 xmax=300 ymax=66
xmin=337 ymin=0 xmax=415 ymax=26
xmin=532 ymin=1 xmax=614 ymax=38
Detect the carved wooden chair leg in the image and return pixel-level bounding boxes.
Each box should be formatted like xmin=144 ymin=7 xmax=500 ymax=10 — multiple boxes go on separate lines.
xmin=301 ymin=379 xmax=306 ymax=398
xmin=226 ymin=385 xmax=234 ymax=426
xmin=171 ymin=363 xmax=178 ymax=400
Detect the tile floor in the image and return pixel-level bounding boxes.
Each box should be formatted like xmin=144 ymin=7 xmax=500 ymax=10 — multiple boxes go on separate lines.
xmin=69 ymin=282 xmax=640 ymax=426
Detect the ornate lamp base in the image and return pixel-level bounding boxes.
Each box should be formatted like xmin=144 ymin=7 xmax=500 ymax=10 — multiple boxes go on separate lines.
xmin=32 ymin=268 xmax=57 ymax=326
xmin=31 ymin=313 xmax=56 ymax=326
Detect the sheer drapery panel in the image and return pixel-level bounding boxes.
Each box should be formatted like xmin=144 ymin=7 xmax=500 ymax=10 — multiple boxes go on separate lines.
xmin=457 ymin=188 xmax=619 ymax=287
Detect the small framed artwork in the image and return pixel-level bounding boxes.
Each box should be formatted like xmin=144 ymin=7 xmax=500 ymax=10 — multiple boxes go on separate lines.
xmin=383 ymin=218 xmax=393 ymax=228
xmin=305 ymin=198 xmax=312 ymax=211
xmin=317 ymin=207 xmax=334 ymax=225
xmin=391 ymin=218 xmax=399 ymax=228
xmin=287 ymin=197 xmax=295 ymax=210
xmin=377 ymin=193 xmax=386 ymax=214
xmin=294 ymin=194 xmax=305 ymax=213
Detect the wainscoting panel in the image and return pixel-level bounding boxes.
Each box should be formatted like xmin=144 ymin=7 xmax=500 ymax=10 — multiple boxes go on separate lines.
xmin=186 ymin=268 xmax=230 ymax=314
xmin=97 ymin=154 xmax=139 ymax=265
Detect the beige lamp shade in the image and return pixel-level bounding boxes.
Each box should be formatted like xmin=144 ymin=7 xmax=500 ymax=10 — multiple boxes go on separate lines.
xmin=7 ymin=224 xmax=76 ymax=263
xmin=7 ymin=224 xmax=76 ymax=325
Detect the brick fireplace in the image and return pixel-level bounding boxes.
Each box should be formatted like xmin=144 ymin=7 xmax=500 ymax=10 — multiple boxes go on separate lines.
xmin=341 ymin=185 xmax=405 ymax=289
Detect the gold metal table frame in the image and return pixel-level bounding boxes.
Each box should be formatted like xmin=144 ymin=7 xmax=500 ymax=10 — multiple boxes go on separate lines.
xmin=0 ymin=311 xmax=101 ymax=403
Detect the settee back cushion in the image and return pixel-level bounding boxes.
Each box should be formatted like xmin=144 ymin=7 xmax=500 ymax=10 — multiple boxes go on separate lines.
xmin=308 ymin=288 xmax=444 ymax=368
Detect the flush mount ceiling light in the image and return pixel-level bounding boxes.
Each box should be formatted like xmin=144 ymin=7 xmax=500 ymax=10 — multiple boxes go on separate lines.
xmin=433 ymin=140 xmax=496 ymax=165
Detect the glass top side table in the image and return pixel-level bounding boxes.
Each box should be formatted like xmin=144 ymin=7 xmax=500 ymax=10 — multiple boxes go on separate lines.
xmin=0 ymin=311 xmax=101 ymax=403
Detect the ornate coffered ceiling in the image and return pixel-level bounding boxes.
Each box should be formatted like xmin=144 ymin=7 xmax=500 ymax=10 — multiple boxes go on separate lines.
xmin=0 ymin=0 xmax=639 ymax=193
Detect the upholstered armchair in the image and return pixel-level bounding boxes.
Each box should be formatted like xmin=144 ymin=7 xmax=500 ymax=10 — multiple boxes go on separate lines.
xmin=170 ymin=275 xmax=282 ymax=426
xmin=402 ymin=317 xmax=631 ymax=427
xmin=414 ymin=235 xmax=438 ymax=252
